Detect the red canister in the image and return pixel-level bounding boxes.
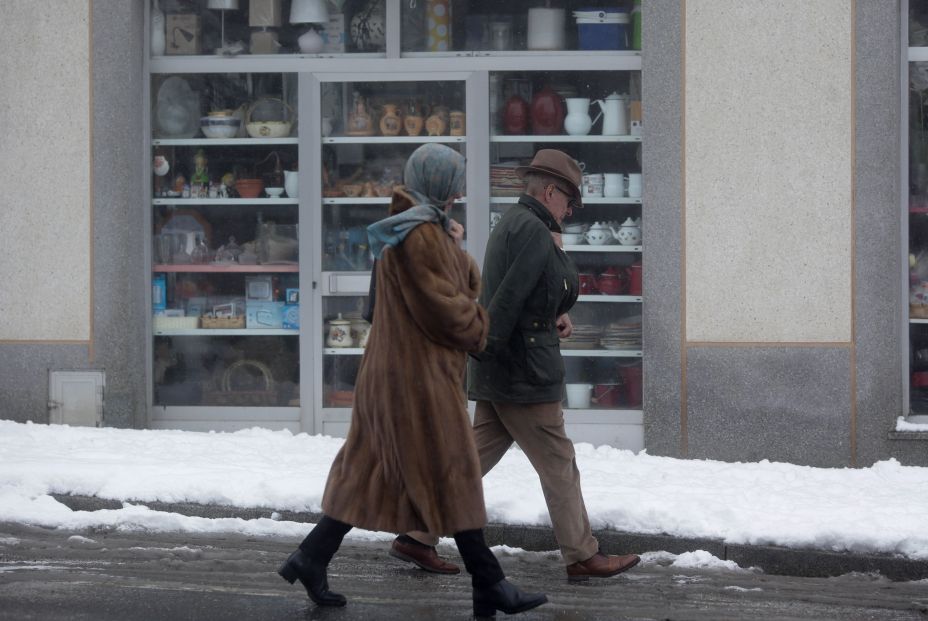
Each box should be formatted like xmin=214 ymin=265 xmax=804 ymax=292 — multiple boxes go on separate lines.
xmin=619 ymin=364 xmax=642 ymax=407
xmin=502 ymin=95 xmax=530 ymax=134
xmin=628 ymin=260 xmax=642 ymax=295
xmin=530 ymin=86 xmax=565 ymax=134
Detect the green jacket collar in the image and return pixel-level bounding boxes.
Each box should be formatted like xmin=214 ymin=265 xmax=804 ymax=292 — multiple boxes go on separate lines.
xmin=518 ymin=194 xmax=561 ymax=234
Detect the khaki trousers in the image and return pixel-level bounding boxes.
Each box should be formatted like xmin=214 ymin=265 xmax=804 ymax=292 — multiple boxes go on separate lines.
xmin=409 ymin=400 xmax=599 ymax=565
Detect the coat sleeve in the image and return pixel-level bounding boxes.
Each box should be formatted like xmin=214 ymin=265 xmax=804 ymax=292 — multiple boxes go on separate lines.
xmin=480 ymin=222 xmax=549 ymax=358
xmin=391 ymin=225 xmax=489 ymax=353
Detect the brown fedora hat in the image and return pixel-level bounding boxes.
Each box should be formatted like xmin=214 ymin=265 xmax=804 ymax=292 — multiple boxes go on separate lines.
xmin=515 ymin=149 xmax=583 ymax=206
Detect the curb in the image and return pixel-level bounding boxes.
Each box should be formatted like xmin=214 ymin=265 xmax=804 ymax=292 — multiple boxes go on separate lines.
xmin=51 ymin=494 xmax=928 ymax=582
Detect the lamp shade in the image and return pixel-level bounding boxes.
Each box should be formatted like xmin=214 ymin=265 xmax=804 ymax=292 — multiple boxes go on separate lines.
xmin=249 ymin=0 xmax=282 ymax=27
xmin=290 ymin=0 xmax=329 ymax=24
xmin=207 ymin=0 xmax=239 ymax=9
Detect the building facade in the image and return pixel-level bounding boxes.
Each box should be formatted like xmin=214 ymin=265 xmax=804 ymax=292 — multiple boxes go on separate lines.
xmin=1 ymin=0 xmax=924 ymax=468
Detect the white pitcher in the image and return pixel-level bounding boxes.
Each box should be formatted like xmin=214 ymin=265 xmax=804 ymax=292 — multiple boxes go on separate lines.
xmin=564 ymin=98 xmax=593 ymax=136
xmin=284 ymin=170 xmax=298 ymax=199
xmin=592 ymin=92 xmax=629 ymax=136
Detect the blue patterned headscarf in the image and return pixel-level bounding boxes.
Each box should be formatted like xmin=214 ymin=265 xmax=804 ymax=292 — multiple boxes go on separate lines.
xmin=367 ymin=144 xmax=466 ymax=259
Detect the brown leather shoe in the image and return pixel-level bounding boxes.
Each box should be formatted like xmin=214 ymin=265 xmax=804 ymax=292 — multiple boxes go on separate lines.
xmin=389 ymin=536 xmax=461 ymax=574
xmin=566 ymin=551 xmax=640 ymax=581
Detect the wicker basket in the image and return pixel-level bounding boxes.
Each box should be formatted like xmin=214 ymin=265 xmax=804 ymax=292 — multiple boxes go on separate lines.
xmin=153 ymin=316 xmax=200 ymax=331
xmin=911 ymin=304 xmax=928 ymax=319
xmin=203 ymin=359 xmax=277 ymax=406
xmin=245 ymin=98 xmax=294 ymax=138
xmin=200 ymin=316 xmax=246 ymax=329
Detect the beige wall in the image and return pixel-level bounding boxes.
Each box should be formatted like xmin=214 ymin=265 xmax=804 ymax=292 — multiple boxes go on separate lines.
xmin=0 ymin=0 xmax=91 ymax=341
xmin=684 ymin=0 xmax=852 ymax=343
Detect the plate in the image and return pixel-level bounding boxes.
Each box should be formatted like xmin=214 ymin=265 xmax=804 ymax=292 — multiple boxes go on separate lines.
xmin=155 ymin=76 xmax=200 ymax=138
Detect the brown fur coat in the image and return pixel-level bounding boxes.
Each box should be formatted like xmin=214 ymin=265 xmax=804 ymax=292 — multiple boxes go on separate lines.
xmin=321 ymin=196 xmax=490 ymax=535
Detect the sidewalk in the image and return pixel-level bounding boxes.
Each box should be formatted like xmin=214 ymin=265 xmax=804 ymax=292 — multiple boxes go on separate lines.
xmin=51 ymin=493 xmax=928 ymax=582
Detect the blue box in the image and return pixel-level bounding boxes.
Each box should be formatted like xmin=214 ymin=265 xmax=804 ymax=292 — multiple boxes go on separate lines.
xmin=282 ymin=304 xmax=300 ymax=330
xmin=577 ymin=15 xmax=629 ymax=51
xmin=246 ymin=301 xmax=285 ymax=329
xmin=152 ymin=274 xmax=166 ymax=312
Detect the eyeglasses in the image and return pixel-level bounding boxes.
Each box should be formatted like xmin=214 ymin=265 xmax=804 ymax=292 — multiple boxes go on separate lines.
xmin=550 ymin=184 xmax=580 ymax=211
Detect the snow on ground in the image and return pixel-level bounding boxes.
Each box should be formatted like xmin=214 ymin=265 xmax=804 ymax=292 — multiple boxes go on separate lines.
xmin=1 ymin=420 xmax=927 ymax=560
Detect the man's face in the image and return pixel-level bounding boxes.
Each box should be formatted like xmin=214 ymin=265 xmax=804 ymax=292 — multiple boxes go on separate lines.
xmin=544 ymin=183 xmax=578 ymax=226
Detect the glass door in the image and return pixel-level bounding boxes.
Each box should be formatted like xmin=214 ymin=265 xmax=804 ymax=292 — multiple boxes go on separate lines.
xmin=150 ymin=71 xmax=302 ymax=430
xmin=488 ymin=69 xmax=643 ymax=416
xmin=311 ymin=73 xmax=472 ymax=436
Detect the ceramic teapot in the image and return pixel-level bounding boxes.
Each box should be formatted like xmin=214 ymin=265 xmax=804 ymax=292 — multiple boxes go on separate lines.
xmin=592 ymin=92 xmax=629 ymax=136
xmin=584 ymin=222 xmax=613 ymax=246
xmin=610 ymin=217 xmax=641 ymax=246
xmin=350 ymin=318 xmax=372 ymax=348
xmin=326 ymin=313 xmax=354 ymax=348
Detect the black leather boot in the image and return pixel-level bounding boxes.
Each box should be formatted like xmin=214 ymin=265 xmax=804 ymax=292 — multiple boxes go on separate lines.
xmin=472 ymin=578 xmax=548 ymax=618
xmin=277 ymin=548 xmax=347 ymax=607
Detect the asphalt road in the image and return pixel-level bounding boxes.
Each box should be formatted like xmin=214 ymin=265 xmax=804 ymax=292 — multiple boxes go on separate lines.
xmin=1 ymin=522 xmax=926 ymax=621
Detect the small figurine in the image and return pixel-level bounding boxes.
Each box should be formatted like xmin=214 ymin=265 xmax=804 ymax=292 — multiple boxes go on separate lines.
xmin=219 ymin=172 xmax=235 ymax=198
xmin=347 ymin=91 xmax=374 ymax=136
xmin=404 ymin=100 xmax=424 ymax=136
xmin=191 ymin=149 xmax=210 ymax=197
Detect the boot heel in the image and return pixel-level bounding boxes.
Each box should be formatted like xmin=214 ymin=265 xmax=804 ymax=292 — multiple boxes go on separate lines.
xmin=472 ymin=602 xmax=496 ymax=619
xmin=277 ymin=558 xmax=298 ymax=584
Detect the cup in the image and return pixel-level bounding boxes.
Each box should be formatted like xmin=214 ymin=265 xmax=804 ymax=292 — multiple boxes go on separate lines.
xmin=603 ymin=173 xmax=625 ymax=197
xmin=627 ymin=173 xmax=642 ymax=198
xmin=565 ymin=383 xmax=593 ymax=408
xmin=582 ymin=173 xmax=604 ymax=198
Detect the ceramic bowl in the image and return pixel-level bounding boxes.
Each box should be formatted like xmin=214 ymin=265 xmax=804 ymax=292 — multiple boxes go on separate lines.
xmin=200 ymin=116 xmax=241 ymax=139
xmin=561 ymin=232 xmax=585 ymax=245
xmin=235 ymin=179 xmax=265 ymax=199
xmin=264 ymin=187 xmax=284 ymax=198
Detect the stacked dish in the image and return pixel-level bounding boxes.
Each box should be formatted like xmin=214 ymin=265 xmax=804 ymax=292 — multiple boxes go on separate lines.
xmin=491 ymin=162 xmax=523 ymax=196
xmin=560 ymin=323 xmax=602 ymax=350
xmin=600 ymin=315 xmax=642 ymax=350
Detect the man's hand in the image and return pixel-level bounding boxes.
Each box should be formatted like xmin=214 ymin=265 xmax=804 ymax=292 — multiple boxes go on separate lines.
xmin=556 ymin=313 xmax=573 ymax=338
xmin=448 ymin=218 xmax=465 ymax=243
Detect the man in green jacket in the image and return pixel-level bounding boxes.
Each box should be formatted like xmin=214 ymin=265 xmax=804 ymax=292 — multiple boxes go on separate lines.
xmin=390 ymin=150 xmax=640 ymax=581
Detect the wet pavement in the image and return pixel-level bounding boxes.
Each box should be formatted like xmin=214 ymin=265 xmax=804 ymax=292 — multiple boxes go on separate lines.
xmin=1 ymin=522 xmax=926 ymax=620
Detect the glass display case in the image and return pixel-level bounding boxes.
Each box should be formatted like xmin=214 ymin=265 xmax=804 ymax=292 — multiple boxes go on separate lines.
xmin=489 ymin=69 xmax=643 ymax=412
xmin=151 ymin=0 xmax=386 ymax=57
xmin=151 ymin=72 xmax=301 ymax=410
xmin=317 ymin=77 xmax=468 ymax=415
xmin=145 ymin=1 xmax=646 ymax=445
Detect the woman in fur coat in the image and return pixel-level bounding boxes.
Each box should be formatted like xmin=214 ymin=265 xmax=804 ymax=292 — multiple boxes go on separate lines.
xmin=277 ymin=144 xmax=547 ymax=618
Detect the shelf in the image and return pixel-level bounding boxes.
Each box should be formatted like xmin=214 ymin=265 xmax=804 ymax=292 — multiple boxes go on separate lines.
xmin=911 ymin=319 xmax=928 ymax=324
xmin=324 ymin=347 xmax=642 ymax=358
xmin=323 ymin=197 xmax=390 ymax=205
xmin=153 ymin=264 xmax=299 ymax=273
xmin=323 ymin=136 xmax=466 ymax=144
xmin=565 ymin=245 xmax=642 ymax=252
xmin=154 ymin=329 xmax=299 ymax=336
xmin=153 ymin=198 xmax=297 ymax=205
xmin=322 ymin=197 xmax=467 ymax=205
xmin=561 ymin=349 xmax=642 ymax=357
xmin=403 ymin=50 xmax=641 ymax=60
xmin=491 ymin=196 xmax=642 ymax=205
xmin=577 ymin=295 xmax=642 ymax=303
xmin=491 ymin=134 xmax=641 ymax=143
xmin=152 ymin=138 xmax=299 ymax=146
